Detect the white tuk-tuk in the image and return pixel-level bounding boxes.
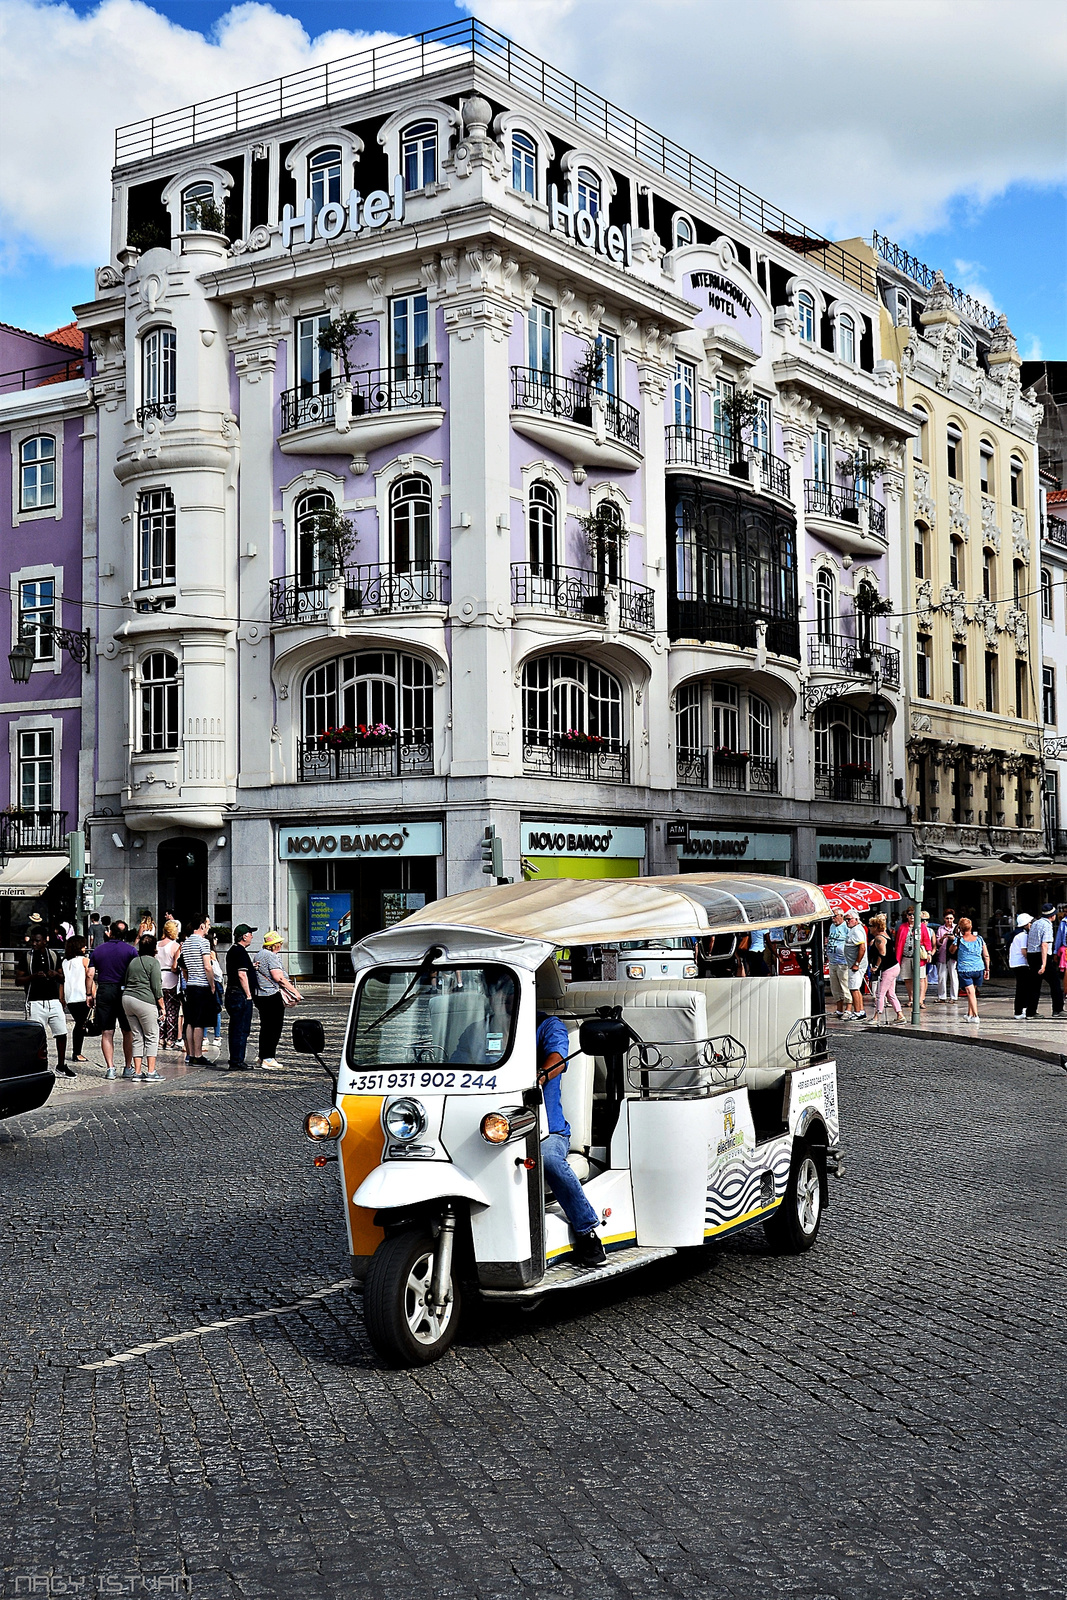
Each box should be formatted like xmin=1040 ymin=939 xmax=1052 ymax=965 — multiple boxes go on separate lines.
xmin=297 ymin=874 xmax=839 ymax=1367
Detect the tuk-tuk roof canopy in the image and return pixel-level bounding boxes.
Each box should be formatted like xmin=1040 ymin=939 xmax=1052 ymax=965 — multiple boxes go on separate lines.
xmin=391 ymin=873 xmax=831 ymax=949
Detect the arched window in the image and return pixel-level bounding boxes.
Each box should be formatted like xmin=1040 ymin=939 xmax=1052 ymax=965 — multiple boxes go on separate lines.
xmin=815 ymin=568 xmax=836 ymax=638
xmin=390 ymin=475 xmax=432 ymax=574
xmin=142 ymin=327 xmax=177 ymax=416
xmin=140 ymin=652 xmax=179 ymax=752
xmin=575 ymin=168 xmax=600 ymax=216
xmin=302 ymin=651 xmax=433 ymax=746
xmin=19 ymin=435 xmax=55 ymax=511
xmin=296 ymin=490 xmax=335 ymax=586
xmin=181 ymin=182 xmax=213 ymax=231
xmin=749 ymin=693 xmax=772 ymax=760
xmin=529 ymin=481 xmax=557 ymax=575
xmin=950 ymin=535 xmax=963 ymax=590
xmin=1010 ymin=457 xmax=1024 ymax=508
xmin=838 ymin=314 xmax=856 ymax=365
xmin=592 ymin=501 xmax=623 ymax=586
xmin=912 ymin=407 xmax=927 ymax=463
xmin=914 ymin=523 xmax=928 ymax=580
xmin=521 ymin=654 xmax=622 ymax=747
xmin=947 ymin=423 xmax=963 ymax=480
xmin=309 ymin=147 xmax=342 ymax=210
xmin=511 ymin=130 xmax=537 ymax=196
xmin=797 ymin=290 xmax=815 ymax=344
xmin=814 ymin=701 xmax=875 ymax=795
xmin=1041 ymin=566 xmax=1053 ymax=620
xmin=138 ymin=488 xmax=175 ymax=588
xmin=402 ymin=122 xmax=437 ymax=192
xmin=673 ymin=214 xmax=694 ymax=249
xmin=674 ymin=360 xmax=695 ymax=431
xmin=676 ymin=682 xmax=702 ymax=754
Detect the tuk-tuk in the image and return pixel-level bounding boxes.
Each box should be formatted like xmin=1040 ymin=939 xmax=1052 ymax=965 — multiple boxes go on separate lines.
xmin=298 ymin=874 xmax=839 ymax=1367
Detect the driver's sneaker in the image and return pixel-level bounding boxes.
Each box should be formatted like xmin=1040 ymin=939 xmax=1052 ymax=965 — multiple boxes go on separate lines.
xmin=571 ymin=1231 xmax=607 ymax=1269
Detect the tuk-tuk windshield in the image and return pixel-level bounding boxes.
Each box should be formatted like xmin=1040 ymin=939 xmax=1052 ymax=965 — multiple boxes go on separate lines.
xmin=348 ymin=965 xmax=519 ymax=1071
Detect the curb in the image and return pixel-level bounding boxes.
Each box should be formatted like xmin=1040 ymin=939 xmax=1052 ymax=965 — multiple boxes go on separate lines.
xmin=838 ymin=1020 xmax=1067 ymax=1069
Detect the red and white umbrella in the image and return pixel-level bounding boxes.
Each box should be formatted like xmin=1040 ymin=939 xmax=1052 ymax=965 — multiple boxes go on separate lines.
xmin=822 ymin=879 xmax=902 ymax=914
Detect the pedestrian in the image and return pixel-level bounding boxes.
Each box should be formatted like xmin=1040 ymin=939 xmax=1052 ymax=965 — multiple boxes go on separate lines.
xmin=224 ymin=924 xmax=258 ymax=1071
xmin=180 ymin=914 xmax=216 ymax=1066
xmin=896 ymin=908 xmax=934 ymax=1008
xmin=920 ymin=911 xmax=937 ymax=1005
xmin=252 ymin=932 xmax=302 ymax=1068
xmin=842 ymin=910 xmax=868 ymax=1020
xmin=88 ymin=921 xmax=137 ymax=1079
xmin=1009 ymin=913 xmax=1032 ymax=1019
xmin=137 ymin=913 xmax=156 ymax=939
xmin=16 ymin=930 xmax=76 ymax=1077
xmin=58 ymin=917 xmax=75 ymax=941
xmin=62 ymin=935 xmax=92 ymax=1062
xmin=826 ymin=909 xmax=849 ymax=1018
xmin=157 ymin=920 xmax=182 ymax=1049
xmin=868 ymin=914 xmax=903 ymax=1024
xmin=88 ymin=912 xmax=104 ymax=948
xmin=163 ymin=909 xmax=181 ymax=936
xmin=934 ymin=910 xmax=959 ymax=1002
xmin=743 ymin=926 xmax=768 ymax=975
xmin=208 ymin=929 xmax=224 ymax=1044
xmin=122 ymin=935 xmax=165 ymax=1082
xmin=1025 ymin=902 xmax=1061 ymax=1018
xmin=955 ymin=917 xmax=990 ymax=1020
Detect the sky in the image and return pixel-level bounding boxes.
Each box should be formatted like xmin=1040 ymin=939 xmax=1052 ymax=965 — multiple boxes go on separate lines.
xmin=1 ymin=0 xmax=1064 ymax=357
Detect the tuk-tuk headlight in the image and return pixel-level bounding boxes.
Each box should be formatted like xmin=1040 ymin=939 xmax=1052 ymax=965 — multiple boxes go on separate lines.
xmin=481 ymin=1106 xmax=538 ymax=1144
xmin=304 ymin=1108 xmax=342 ymax=1141
xmin=627 ymin=964 xmax=645 ymax=978
xmin=384 ymin=1097 xmax=427 ymax=1143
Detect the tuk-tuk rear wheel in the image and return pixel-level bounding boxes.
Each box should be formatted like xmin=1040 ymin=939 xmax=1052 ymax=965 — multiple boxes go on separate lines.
xmin=363 ymin=1228 xmax=462 ymax=1367
xmin=763 ymin=1142 xmax=825 ymax=1253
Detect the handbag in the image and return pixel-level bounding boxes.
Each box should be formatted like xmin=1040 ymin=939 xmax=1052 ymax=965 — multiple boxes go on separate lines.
xmin=82 ymin=1003 xmax=103 ymax=1037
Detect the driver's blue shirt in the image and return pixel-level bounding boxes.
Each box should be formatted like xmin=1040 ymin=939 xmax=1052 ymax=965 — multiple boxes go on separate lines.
xmin=536 ymin=1012 xmax=571 ymax=1139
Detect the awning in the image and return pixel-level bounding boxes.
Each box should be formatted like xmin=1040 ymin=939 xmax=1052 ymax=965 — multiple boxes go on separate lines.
xmin=0 ymin=856 xmax=66 ymax=898
xmin=933 ymin=861 xmax=1064 ymax=883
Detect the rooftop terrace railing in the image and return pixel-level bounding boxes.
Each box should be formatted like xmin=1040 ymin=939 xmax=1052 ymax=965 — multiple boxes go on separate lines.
xmin=114 ymin=19 xmax=872 ymax=293
xmin=872 ymin=232 xmax=999 ymax=332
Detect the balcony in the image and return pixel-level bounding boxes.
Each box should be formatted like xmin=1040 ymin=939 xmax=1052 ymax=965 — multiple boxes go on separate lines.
xmin=664 ymin=425 xmax=791 ymax=499
xmin=278 ymin=366 xmax=444 ymax=457
xmin=522 ymin=738 xmax=630 ymax=784
xmin=297 ymin=736 xmax=433 ymax=782
xmin=677 ymin=750 xmax=779 ymax=793
xmin=270 ymin=562 xmax=449 ymax=626
xmin=804 ymin=480 xmax=887 ymax=556
xmin=510 ymin=368 xmax=641 ymax=471
xmin=814 ymin=766 xmax=880 ymax=804
xmin=0 ymin=809 xmax=68 ymax=855
xmin=667 ymin=600 xmax=800 ymax=660
xmin=808 ymin=633 xmax=900 ymax=688
xmin=1044 ymin=516 xmax=1067 ymax=550
xmin=511 ymin=563 xmax=654 ymax=633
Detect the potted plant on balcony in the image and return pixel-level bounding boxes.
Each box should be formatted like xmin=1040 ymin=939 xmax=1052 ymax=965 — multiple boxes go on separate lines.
xmin=852 ymin=582 xmax=893 ymax=674
xmin=713 ymin=746 xmax=749 ymax=765
xmin=838 ymin=450 xmax=892 ymax=522
xmin=717 ymin=387 xmax=762 ymax=482
xmin=555 ymin=728 xmax=608 ymax=752
xmin=310 ymin=506 xmax=358 ymax=606
xmin=318 ymin=313 xmax=372 ymax=415
xmin=183 ymin=197 xmax=229 ymax=239
xmin=570 ymin=341 xmax=604 ymax=427
xmin=839 ymin=760 xmax=872 ymax=783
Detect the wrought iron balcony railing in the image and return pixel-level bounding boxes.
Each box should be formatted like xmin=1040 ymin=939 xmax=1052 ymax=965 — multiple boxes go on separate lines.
xmin=667 ymin=599 xmax=801 ymax=660
xmin=814 ymin=766 xmax=880 ymax=804
xmin=808 ymin=632 xmax=900 ymax=687
xmin=676 ymin=750 xmax=779 ymax=793
xmin=280 ymin=365 xmax=442 ymax=431
xmin=135 ymin=399 xmax=176 ymax=426
xmin=510 ymin=367 xmax=641 ymax=449
xmin=1044 ymin=516 xmax=1067 ymax=549
xmin=511 ymin=563 xmax=654 ymax=631
xmin=804 ymin=480 xmax=886 ymax=537
xmin=522 ymin=738 xmax=630 ymax=784
xmin=270 ymin=562 xmax=449 ymax=625
xmin=0 ymin=809 xmax=68 ymax=854
xmin=664 ymin=425 xmax=791 ymax=498
xmin=298 ymin=736 xmax=433 ymax=781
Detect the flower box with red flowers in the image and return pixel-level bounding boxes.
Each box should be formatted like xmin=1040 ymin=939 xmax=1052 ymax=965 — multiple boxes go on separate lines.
xmin=316 ymin=723 xmax=395 ymax=750
xmin=554 ymin=729 xmax=609 ymax=751
xmin=839 ymin=761 xmax=872 ymax=778
xmin=713 ymin=747 xmax=749 ymax=763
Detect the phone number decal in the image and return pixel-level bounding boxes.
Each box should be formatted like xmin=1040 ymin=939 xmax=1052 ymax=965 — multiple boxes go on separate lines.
xmin=349 ymin=1070 xmax=498 ymax=1092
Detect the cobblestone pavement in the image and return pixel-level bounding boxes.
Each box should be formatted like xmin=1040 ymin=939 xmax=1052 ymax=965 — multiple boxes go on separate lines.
xmin=1 ymin=992 xmax=1064 ymax=1600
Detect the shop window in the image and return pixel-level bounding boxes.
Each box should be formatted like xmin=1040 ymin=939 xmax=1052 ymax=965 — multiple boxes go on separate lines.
xmin=527 ymin=302 xmax=554 ymax=378
xmin=528 ymin=481 xmax=557 ymax=575
xmin=296 ymin=490 xmax=335 ymax=585
xmin=511 ymin=130 xmax=537 ymax=196
xmin=297 ymin=313 xmax=332 ymax=397
xmin=19 ymin=435 xmax=56 ymax=511
xmin=390 ymin=475 xmax=432 ymax=574
xmin=142 ymin=327 xmax=177 ymax=414
xmin=947 ymin=424 xmax=963 ymax=481
xmin=1043 ymin=665 xmax=1056 ymax=726
xmin=984 ymin=651 xmax=998 ymax=712
xmin=181 ymin=181 xmax=213 ymax=231
xmin=797 ymin=290 xmax=815 ymax=344
xmin=137 ymin=488 xmax=176 ymax=588
xmin=140 ymin=652 xmax=179 ymax=752
xmin=1041 ymin=567 xmax=1053 ymax=619
xmin=815 ymin=568 xmax=835 ymax=638
xmin=838 ymin=314 xmax=856 ymax=365
xmin=674 ymin=360 xmax=695 ymax=431
xmin=521 ymin=654 xmax=622 ymax=748
xmin=575 ymin=168 xmax=600 ymax=216
xmin=19 ymin=728 xmax=54 ymax=809
xmin=18 ymin=578 xmax=55 ymax=662
xmin=302 ymin=651 xmax=433 ymax=743
xmin=402 ymin=122 xmax=437 ymax=192
xmin=309 ymin=147 xmax=342 ymax=209
xmin=952 ymin=643 xmax=966 ymax=706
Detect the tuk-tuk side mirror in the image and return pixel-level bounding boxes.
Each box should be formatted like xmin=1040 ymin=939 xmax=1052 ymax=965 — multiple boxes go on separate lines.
xmin=292 ymin=1018 xmax=326 ymax=1055
xmin=579 ymin=1008 xmax=633 ymax=1058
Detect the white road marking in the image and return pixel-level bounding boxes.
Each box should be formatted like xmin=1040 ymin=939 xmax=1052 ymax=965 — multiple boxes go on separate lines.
xmin=79 ymin=1277 xmax=358 ymax=1371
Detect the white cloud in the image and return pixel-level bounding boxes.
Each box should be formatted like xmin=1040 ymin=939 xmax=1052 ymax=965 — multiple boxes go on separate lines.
xmin=1023 ymin=336 xmax=1044 ymax=360
xmin=462 ymin=0 xmax=1067 ymax=242
xmin=0 ymin=0 xmax=398 ymax=268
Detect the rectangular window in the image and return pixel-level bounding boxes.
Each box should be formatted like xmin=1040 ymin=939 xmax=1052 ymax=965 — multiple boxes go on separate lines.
xmin=18 ymin=578 xmax=55 ymax=661
xmin=947 ymin=428 xmax=962 ymax=481
xmin=142 ymin=327 xmax=177 ymax=411
xmin=137 ymin=488 xmax=176 ymax=588
xmin=18 ymin=729 xmax=54 ymax=810
xmin=980 ymin=448 xmax=993 ymax=495
xmin=512 ymin=132 xmax=536 ymax=195
xmin=713 ymin=378 xmax=735 ymax=443
xmin=911 ymin=410 xmax=926 ymax=463
xmin=950 ymin=540 xmax=961 ymax=590
xmin=594 ymin=332 xmax=618 ymax=397
xmin=297 ymin=314 xmax=332 ymax=397
xmin=914 ymin=529 xmax=925 ymax=579
xmin=711 ymin=683 xmax=739 ymax=750
xmin=753 ymin=395 xmax=771 ymax=456
xmin=1042 ymin=568 xmax=1053 ymax=619
xmin=19 ymin=435 xmax=57 ymax=511
xmin=917 ymin=638 xmax=931 ymax=699
xmin=1011 ymin=462 xmax=1023 ymax=508
xmin=854 ymin=442 xmax=871 ymax=497
xmin=952 ymin=643 xmax=965 ymax=706
xmin=1016 ymin=659 xmax=1028 ymax=718
xmin=527 ymin=303 xmax=553 ymax=377
xmin=983 ymin=554 xmax=992 ymax=600
xmin=1043 ymin=665 xmax=1056 ymax=725
xmin=676 ymin=682 xmax=701 ymax=752
xmin=674 ymin=361 xmax=695 ymax=430
xmin=985 ymin=651 xmax=998 ymax=712
xmin=402 ymin=123 xmax=437 ymax=192
xmin=813 ymin=425 xmax=831 ymax=484
xmin=391 ymin=294 xmax=429 ymax=379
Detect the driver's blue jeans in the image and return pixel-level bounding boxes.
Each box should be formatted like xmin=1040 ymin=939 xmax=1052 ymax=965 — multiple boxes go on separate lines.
xmin=542 ymin=1132 xmax=599 ymax=1236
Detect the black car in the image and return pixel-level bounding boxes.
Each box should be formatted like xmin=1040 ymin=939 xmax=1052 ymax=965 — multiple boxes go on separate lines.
xmin=0 ymin=1020 xmax=55 ymax=1119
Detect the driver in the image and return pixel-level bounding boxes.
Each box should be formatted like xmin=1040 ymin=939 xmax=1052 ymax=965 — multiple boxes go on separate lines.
xmin=536 ymin=1012 xmax=607 ymax=1269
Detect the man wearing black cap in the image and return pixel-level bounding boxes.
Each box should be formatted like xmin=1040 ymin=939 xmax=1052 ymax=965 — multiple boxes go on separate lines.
xmin=224 ymin=924 xmax=258 ymax=1070
xmin=1025 ymin=903 xmax=1061 ymax=1018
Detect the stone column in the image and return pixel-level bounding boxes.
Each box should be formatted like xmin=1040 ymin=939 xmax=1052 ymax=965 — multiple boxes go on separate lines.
xmin=637 ymin=344 xmax=673 ymax=792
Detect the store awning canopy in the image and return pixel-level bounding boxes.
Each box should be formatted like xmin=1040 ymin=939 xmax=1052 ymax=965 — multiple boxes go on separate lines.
xmin=933 ymin=861 xmax=1063 ymax=883
xmin=0 ymin=855 xmax=66 ymax=898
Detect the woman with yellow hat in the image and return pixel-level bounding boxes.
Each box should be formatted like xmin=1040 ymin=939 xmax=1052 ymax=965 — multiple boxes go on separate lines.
xmin=251 ymin=931 xmax=302 ymax=1068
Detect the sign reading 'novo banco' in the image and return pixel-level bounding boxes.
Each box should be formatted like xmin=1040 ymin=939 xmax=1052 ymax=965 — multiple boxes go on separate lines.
xmin=279 ymin=822 xmax=443 ymax=859
xmin=521 ymin=822 xmax=646 ymax=859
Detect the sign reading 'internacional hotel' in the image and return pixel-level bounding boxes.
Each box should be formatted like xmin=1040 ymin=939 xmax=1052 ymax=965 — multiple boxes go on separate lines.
xmin=681 ymin=255 xmax=763 ymax=354
xmin=279 ymin=822 xmax=443 ymax=859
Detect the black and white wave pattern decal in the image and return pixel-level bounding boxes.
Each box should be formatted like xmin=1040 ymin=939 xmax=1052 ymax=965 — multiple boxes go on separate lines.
xmin=705 ymin=1142 xmax=793 ymax=1233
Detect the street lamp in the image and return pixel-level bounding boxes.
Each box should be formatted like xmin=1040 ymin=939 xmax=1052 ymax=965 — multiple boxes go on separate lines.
xmin=865 ymin=694 xmax=893 ymax=738
xmin=8 ymin=626 xmax=92 ymax=682
xmin=7 ymin=639 xmax=34 ymax=683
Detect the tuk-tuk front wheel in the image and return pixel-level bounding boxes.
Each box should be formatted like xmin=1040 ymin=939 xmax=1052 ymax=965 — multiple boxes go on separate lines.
xmin=764 ymin=1142 xmax=825 ymax=1253
xmin=363 ymin=1228 xmax=461 ymax=1367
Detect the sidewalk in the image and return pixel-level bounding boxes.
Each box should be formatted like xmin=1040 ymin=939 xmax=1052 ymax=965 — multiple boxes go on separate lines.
xmin=829 ymin=979 xmax=1067 ymax=1066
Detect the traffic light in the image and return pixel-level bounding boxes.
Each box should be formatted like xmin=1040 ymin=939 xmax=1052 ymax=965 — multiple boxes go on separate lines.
xmin=481 ymin=825 xmax=504 ymax=879
xmin=66 ymin=830 xmax=85 ymax=880
xmin=900 ymin=858 xmax=925 ymax=900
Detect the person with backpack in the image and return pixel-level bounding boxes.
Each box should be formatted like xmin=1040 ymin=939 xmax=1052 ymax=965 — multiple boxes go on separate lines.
xmin=954 ymin=917 xmax=990 ymax=1020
